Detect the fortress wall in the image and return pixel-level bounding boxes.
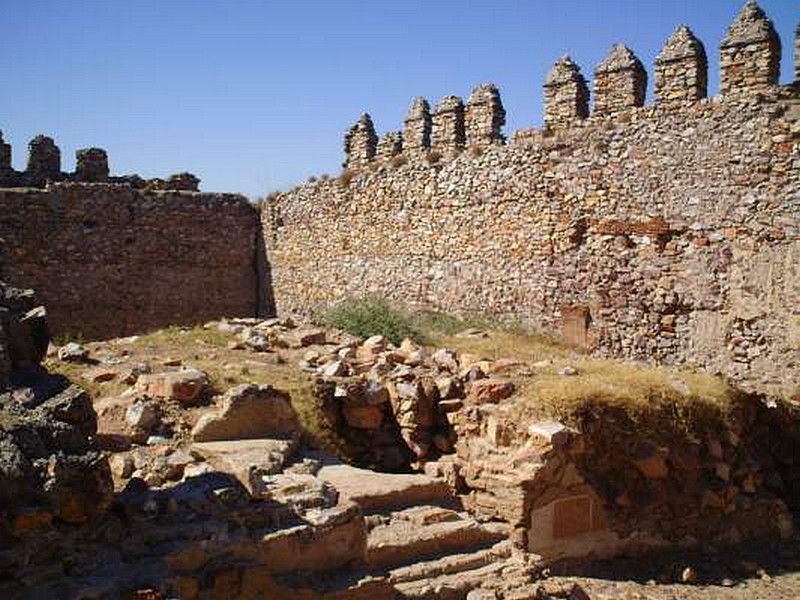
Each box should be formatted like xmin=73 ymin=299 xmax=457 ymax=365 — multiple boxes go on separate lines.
xmin=0 ymin=183 xmax=261 ymax=339
xmin=266 ymin=88 xmax=800 ymax=399
xmin=266 ymin=3 xmax=800 ymax=398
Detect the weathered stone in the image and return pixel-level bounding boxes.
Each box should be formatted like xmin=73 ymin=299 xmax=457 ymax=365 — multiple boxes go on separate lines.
xmin=432 ymin=348 xmax=459 ymax=373
xmin=125 ymin=401 xmax=159 ymax=431
xmin=795 ymin=21 xmax=799 ymax=83
xmin=27 ymin=135 xmax=60 ymax=181
xmin=436 ymin=376 xmax=463 ymax=400
xmin=82 ymin=367 xmax=117 ymax=383
xmin=241 ymin=329 xmax=271 ymax=351
xmin=344 ymin=113 xmax=378 ymax=169
xmin=364 ymin=380 xmax=390 ymax=405
xmin=58 ymin=342 xmax=90 ymax=363
xmin=0 ymin=131 xmax=11 ymax=172
xmin=720 ymin=0 xmax=781 ymax=95
xmin=190 ymin=438 xmax=299 ymax=493
xmin=403 ymin=97 xmax=432 ymax=154
xmin=465 ymin=84 xmax=505 ymax=147
xmin=319 ymin=359 xmax=347 ymax=377
xmin=119 ymin=363 xmax=150 ymax=385
xmin=75 ymin=147 xmax=109 ymax=182
xmin=594 ymin=43 xmax=647 ymax=116
xmin=110 ymin=453 xmax=135 ymax=479
xmin=655 ymin=25 xmax=708 ymax=105
xmin=468 ymin=378 xmax=515 ymax=404
xmin=377 ymin=131 xmax=403 ymax=161
xmin=343 ymin=403 xmax=384 ymax=429
xmin=191 ymin=384 xmax=300 ymax=442
xmin=0 ymin=183 xmax=260 ymax=340
xmin=0 ymin=282 xmax=112 ymax=534
xmin=544 ymin=55 xmax=589 ymax=128
xmin=432 ymin=95 xmax=466 ymax=156
xmin=135 ymin=368 xmax=208 ymax=404
xmin=291 ymin=327 xmax=326 ymax=347
xmin=632 ymin=452 xmax=669 ymax=480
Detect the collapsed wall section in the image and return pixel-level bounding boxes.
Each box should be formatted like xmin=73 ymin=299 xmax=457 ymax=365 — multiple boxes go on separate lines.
xmin=0 ymin=183 xmax=261 ymax=338
xmin=265 ymin=89 xmax=800 ymax=399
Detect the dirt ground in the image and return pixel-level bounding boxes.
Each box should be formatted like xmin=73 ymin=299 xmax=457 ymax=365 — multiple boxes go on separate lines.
xmin=539 ymin=536 xmax=800 ymax=599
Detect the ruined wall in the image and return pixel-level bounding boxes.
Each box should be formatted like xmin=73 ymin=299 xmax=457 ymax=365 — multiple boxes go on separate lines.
xmin=0 ymin=183 xmax=261 ymax=338
xmin=0 ymin=132 xmax=200 ymax=191
xmin=265 ymin=4 xmax=800 ymax=399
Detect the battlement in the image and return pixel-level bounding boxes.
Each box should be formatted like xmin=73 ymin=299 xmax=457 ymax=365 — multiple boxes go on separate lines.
xmin=654 ymin=25 xmax=708 ymax=106
xmin=0 ymin=132 xmax=201 ymax=191
xmin=432 ymin=95 xmax=466 ymax=156
xmin=343 ymin=1 xmax=794 ymax=167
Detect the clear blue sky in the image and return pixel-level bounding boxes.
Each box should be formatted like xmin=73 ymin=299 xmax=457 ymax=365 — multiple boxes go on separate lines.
xmin=2 ymin=1 xmax=796 ymax=198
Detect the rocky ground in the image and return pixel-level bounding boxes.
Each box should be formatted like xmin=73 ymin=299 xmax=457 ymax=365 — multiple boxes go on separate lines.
xmin=4 ymin=309 xmax=795 ymax=598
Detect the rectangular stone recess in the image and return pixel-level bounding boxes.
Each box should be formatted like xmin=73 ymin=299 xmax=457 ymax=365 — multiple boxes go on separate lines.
xmin=552 ymin=495 xmax=593 ymax=539
xmin=560 ymin=306 xmax=591 ymax=349
xmin=529 ymin=492 xmax=612 ymax=553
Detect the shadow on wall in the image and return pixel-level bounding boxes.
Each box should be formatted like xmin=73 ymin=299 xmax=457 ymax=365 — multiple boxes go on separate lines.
xmin=256 ymin=228 xmax=277 ymax=318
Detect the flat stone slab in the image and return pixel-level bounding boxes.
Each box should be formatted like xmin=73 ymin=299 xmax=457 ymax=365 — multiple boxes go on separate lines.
xmin=191 ymin=438 xmax=299 ymax=493
xmin=317 ymin=464 xmax=452 ymax=513
xmin=366 ymin=513 xmax=508 ymax=570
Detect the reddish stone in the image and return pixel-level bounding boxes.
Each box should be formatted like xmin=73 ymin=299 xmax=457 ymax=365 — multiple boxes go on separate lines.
xmin=467 ymin=378 xmax=515 ymax=404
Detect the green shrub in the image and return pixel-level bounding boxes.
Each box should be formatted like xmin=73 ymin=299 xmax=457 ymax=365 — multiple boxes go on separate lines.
xmin=323 ymin=297 xmax=421 ymax=345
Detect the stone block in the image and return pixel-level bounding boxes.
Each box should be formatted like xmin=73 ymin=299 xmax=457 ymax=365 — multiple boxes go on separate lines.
xmin=191 ymin=383 xmax=300 ymax=441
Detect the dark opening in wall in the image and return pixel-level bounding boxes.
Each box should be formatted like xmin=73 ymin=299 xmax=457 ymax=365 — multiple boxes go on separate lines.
xmin=82 ymin=219 xmax=97 ymax=233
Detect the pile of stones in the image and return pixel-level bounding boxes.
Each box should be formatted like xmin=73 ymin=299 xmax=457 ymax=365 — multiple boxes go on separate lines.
xmin=303 ymin=332 xmax=516 ymax=471
xmin=211 ymin=317 xmax=518 ymax=471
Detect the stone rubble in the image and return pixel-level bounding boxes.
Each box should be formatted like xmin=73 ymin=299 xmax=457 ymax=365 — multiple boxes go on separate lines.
xmin=7 ymin=293 xmax=800 ymax=598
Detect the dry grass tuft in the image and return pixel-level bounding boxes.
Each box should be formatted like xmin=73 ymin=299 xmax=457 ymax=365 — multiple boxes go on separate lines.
xmin=425 ymin=150 xmax=442 ymax=165
xmin=338 ymin=169 xmax=355 ymax=187
xmin=435 ymin=328 xmax=739 ymax=434
xmin=435 ymin=329 xmax=569 ymax=363
xmin=518 ymin=360 xmax=736 ymax=423
xmin=390 ymin=155 xmax=408 ymax=168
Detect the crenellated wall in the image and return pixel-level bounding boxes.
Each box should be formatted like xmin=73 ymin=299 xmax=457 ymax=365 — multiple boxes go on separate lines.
xmin=266 ymin=2 xmax=800 ymax=399
xmin=0 ymin=183 xmax=264 ymax=338
xmin=0 ymin=132 xmax=201 ymax=191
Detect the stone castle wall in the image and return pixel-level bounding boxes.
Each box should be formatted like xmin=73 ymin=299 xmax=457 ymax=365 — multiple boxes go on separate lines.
xmin=0 ymin=132 xmax=200 ymax=191
xmin=0 ymin=183 xmax=263 ymax=338
xmin=265 ymin=4 xmax=800 ymax=398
